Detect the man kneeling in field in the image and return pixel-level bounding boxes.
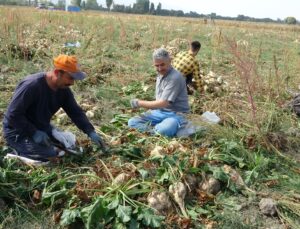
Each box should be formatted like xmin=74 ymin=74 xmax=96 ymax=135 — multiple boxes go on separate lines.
xmin=128 ymin=48 xmax=190 ymax=137
xmin=3 ymin=55 xmax=106 ymax=165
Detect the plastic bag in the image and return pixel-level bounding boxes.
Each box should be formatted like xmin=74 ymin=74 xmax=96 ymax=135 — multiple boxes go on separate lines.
xmin=177 ymin=121 xmax=204 ymax=137
xmin=52 ymin=128 xmax=76 ymax=149
xmin=64 ymin=41 xmax=81 ymax=48
xmin=201 ymin=111 xmax=221 ymax=124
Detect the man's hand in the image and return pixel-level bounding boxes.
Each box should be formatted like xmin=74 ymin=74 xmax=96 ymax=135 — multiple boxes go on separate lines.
xmin=33 ymin=130 xmax=51 ymax=146
xmin=88 ymin=131 xmax=108 ymax=153
xmin=130 ymin=99 xmax=139 ymax=109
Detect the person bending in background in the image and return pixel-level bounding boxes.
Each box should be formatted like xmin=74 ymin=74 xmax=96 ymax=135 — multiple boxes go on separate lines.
xmin=172 ymin=40 xmax=203 ymax=94
xmin=128 ymin=48 xmax=190 ymax=137
xmin=3 ymin=54 xmax=106 ymax=164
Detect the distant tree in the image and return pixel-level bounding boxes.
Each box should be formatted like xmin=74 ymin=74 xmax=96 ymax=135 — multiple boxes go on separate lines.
xmin=156 ymin=2 xmax=161 ymax=14
xmin=57 ymin=0 xmax=65 ymax=8
xmin=98 ymin=4 xmax=107 ymax=10
xmin=71 ymin=0 xmax=81 ymax=6
xmin=210 ymin=12 xmax=216 ymax=19
xmin=285 ymin=17 xmax=297 ymax=24
xmin=124 ymin=5 xmax=132 ymax=13
xmin=85 ymin=0 xmax=98 ymax=9
xmin=174 ymin=10 xmax=184 ymax=17
xmin=112 ymin=3 xmax=125 ymax=12
xmin=186 ymin=11 xmax=200 ymax=18
xmin=16 ymin=0 xmax=28 ymax=5
xmin=106 ymin=0 xmax=113 ymax=10
xmin=133 ymin=0 xmax=149 ymax=13
xmin=149 ymin=2 xmax=155 ymax=14
xmin=81 ymin=0 xmax=85 ymax=8
xmin=237 ymin=14 xmax=246 ymax=21
xmin=143 ymin=0 xmax=149 ymax=13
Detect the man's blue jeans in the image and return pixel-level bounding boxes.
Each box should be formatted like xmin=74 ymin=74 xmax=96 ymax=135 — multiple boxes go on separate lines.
xmin=128 ymin=109 xmax=186 ymax=137
xmin=3 ymin=124 xmax=56 ymax=161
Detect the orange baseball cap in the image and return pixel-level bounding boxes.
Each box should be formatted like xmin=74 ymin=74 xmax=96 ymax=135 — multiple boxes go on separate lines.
xmin=53 ymin=55 xmax=86 ymax=80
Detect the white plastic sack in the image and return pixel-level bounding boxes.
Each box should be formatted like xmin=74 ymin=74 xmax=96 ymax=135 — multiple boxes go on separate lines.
xmin=176 ymin=121 xmax=206 ymax=137
xmin=176 ymin=121 xmax=198 ymax=137
xmin=201 ymin=111 xmax=221 ymax=124
xmin=176 ymin=112 xmax=220 ymax=137
xmin=52 ymin=128 xmax=76 ymax=149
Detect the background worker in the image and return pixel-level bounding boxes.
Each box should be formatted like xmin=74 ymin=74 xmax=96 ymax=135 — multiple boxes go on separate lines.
xmin=172 ymin=40 xmax=203 ymax=94
xmin=128 ymin=48 xmax=189 ymax=137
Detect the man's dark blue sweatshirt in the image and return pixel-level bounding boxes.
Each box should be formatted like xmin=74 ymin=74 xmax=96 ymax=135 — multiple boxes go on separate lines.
xmin=3 ymin=72 xmax=94 ymax=138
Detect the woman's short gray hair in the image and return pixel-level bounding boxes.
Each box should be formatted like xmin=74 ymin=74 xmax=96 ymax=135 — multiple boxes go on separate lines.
xmin=152 ymin=48 xmax=170 ymax=60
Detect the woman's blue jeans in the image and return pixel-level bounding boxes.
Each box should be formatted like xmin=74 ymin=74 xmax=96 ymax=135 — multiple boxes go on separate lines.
xmin=128 ymin=109 xmax=186 ymax=137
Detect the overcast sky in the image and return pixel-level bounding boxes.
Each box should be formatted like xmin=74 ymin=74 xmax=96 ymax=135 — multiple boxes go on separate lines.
xmin=96 ymin=0 xmax=299 ymax=20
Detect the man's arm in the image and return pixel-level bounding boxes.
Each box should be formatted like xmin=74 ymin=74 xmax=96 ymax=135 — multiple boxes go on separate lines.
xmin=62 ymin=89 xmax=94 ymax=134
xmin=131 ymin=77 xmax=181 ymax=110
xmin=62 ymin=90 xmax=107 ymax=151
xmin=136 ymin=99 xmax=169 ymax=109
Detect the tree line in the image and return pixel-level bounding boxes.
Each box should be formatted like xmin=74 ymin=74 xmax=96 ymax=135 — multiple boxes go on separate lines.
xmin=0 ymin=0 xmax=298 ymax=24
